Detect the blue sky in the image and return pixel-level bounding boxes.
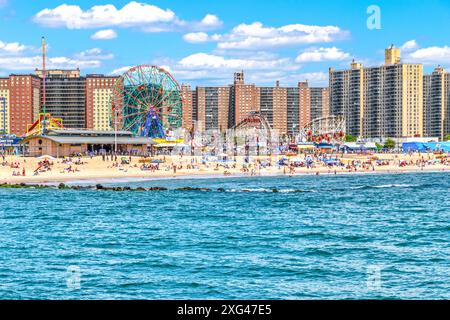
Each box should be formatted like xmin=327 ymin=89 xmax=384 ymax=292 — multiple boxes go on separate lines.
xmin=0 ymin=0 xmax=450 ymax=86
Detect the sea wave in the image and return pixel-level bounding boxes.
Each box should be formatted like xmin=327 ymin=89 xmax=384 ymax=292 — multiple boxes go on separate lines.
xmin=225 ymin=188 xmax=317 ymax=193
xmin=350 ymin=184 xmax=420 ymax=190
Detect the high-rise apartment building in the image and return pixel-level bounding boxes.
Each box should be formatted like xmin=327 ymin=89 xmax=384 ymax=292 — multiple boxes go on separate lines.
xmin=0 ymin=78 xmax=9 ymax=134
xmin=423 ymin=66 xmax=446 ymax=139
xmin=330 ymin=47 xmax=423 ymax=139
xmin=446 ymin=73 xmax=450 ymax=137
xmin=298 ymin=82 xmax=311 ymax=130
xmin=258 ymin=82 xmax=287 ymax=134
xmin=423 ymin=67 xmax=450 ymax=140
xmin=286 ymin=86 xmax=300 ymax=135
xmin=36 ymin=69 xmax=86 ymax=129
xmin=181 ymin=84 xmax=194 ymax=131
xmin=329 ymin=61 xmax=364 ymax=137
xmin=310 ymin=87 xmax=330 ymax=120
xmin=86 ymin=74 xmax=119 ymax=130
xmin=9 ymin=75 xmax=41 ymax=136
xmin=385 ymin=45 xmax=401 ymax=65
xmin=195 ymin=86 xmax=230 ymax=132
xmin=231 ymin=71 xmax=260 ymax=126
xmin=364 ymin=58 xmax=422 ymax=138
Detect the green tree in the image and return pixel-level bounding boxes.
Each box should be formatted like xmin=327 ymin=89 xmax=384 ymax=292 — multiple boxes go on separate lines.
xmin=384 ymin=138 xmax=396 ymax=149
xmin=344 ymin=134 xmax=357 ymax=142
xmin=444 ymin=134 xmax=450 ymax=141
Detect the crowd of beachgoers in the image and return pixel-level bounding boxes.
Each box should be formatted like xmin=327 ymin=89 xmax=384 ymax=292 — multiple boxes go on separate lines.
xmin=0 ymin=148 xmax=449 ymax=184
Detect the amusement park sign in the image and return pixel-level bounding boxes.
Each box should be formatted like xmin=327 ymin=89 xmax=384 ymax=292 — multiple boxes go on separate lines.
xmin=0 ymin=136 xmax=21 ymax=147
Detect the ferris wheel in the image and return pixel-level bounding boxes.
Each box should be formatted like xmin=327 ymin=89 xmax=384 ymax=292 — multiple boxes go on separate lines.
xmin=110 ymin=65 xmax=183 ymax=138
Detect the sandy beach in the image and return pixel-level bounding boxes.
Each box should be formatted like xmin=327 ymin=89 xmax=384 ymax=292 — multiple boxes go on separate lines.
xmin=0 ymin=151 xmax=449 ymax=185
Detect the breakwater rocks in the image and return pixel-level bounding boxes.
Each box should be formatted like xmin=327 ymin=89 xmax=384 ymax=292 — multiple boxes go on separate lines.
xmin=0 ymin=183 xmax=316 ymax=193
xmin=0 ymin=183 xmax=170 ymax=192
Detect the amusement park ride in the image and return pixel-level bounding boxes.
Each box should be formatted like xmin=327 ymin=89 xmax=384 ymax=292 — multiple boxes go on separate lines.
xmin=25 ymin=37 xmax=65 ymax=138
xmin=299 ymin=115 xmax=346 ymax=143
xmin=26 ymin=113 xmax=64 ymax=137
xmin=233 ymin=111 xmax=273 ymax=138
xmin=232 ymin=112 xmax=346 ymax=144
xmin=110 ymin=65 xmax=183 ymax=139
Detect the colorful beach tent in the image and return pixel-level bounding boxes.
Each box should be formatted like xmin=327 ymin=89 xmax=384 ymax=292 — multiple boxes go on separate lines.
xmin=343 ymin=142 xmax=378 ymax=150
xmin=426 ymin=142 xmax=450 ymax=152
xmin=402 ymin=141 xmax=450 ymax=152
xmin=402 ymin=142 xmax=427 ymax=152
xmin=315 ymin=142 xmax=333 ymax=149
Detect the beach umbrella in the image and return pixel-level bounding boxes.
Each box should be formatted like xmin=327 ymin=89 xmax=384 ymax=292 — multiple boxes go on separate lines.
xmin=37 ymin=155 xmax=56 ymax=160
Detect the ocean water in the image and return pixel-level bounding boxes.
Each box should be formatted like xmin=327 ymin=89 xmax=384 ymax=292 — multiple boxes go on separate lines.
xmin=0 ymin=172 xmax=449 ymax=299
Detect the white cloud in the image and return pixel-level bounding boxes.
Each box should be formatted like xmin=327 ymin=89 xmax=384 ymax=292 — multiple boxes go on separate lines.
xmin=401 ymin=41 xmax=450 ymax=65
xmin=160 ymin=65 xmax=172 ymax=73
xmin=0 ymin=45 xmax=110 ymax=72
xmin=400 ymin=40 xmax=419 ymax=52
xmin=0 ymin=40 xmax=27 ymax=54
xmin=0 ymin=35 xmax=115 ymax=73
xmin=406 ymin=45 xmax=450 ymax=65
xmin=0 ymin=56 xmax=42 ymax=70
xmin=282 ymin=71 xmax=328 ymax=84
xmin=199 ymin=22 xmax=348 ymax=50
xmin=178 ymin=52 xmax=295 ymax=71
xmin=33 ymin=2 xmax=222 ymax=33
xmin=125 ymin=51 xmax=329 ymax=86
xmin=33 ymin=2 xmax=175 ymax=29
xmin=48 ymin=56 xmax=102 ymax=68
xmin=200 ymin=14 xmax=222 ymax=28
xmin=75 ymin=48 xmax=114 ymax=60
xmin=153 ymin=51 xmax=316 ymax=86
xmin=111 ymin=66 xmax=132 ymax=75
xmin=91 ymin=29 xmax=117 ymax=40
xmin=295 ymin=47 xmax=350 ymax=62
xmin=183 ymin=32 xmax=209 ymax=43
xmin=0 ymin=55 xmax=102 ymax=70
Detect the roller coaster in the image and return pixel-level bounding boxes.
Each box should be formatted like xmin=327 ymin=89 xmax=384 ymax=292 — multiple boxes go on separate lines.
xmin=299 ymin=115 xmax=346 ymax=143
xmin=232 ymin=111 xmax=272 ymax=142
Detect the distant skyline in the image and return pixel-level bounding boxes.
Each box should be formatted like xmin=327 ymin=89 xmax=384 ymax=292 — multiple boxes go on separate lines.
xmin=1 ymin=0 xmax=450 ymax=86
